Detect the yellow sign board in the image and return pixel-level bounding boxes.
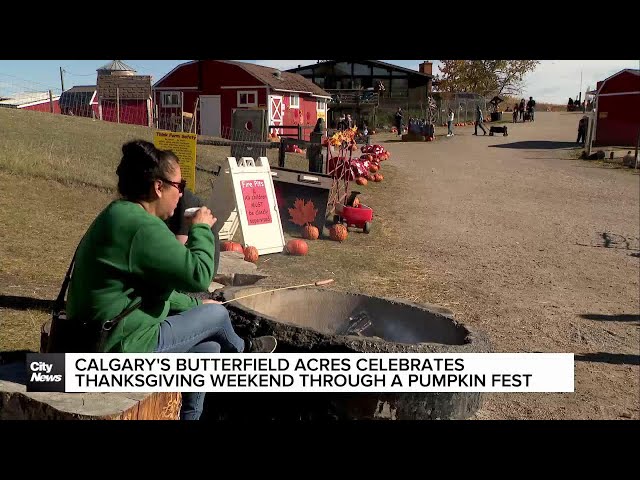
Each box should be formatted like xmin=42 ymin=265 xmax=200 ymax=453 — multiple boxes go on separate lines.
xmin=153 ymin=130 xmax=197 ymax=192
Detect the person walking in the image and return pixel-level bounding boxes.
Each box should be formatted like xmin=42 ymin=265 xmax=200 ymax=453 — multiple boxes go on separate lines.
xmin=473 ymin=105 xmax=487 ymax=135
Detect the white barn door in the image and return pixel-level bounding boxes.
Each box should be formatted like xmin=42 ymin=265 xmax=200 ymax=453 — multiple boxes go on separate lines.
xmin=269 ymin=95 xmax=284 ymax=134
xmin=200 ymin=95 xmax=221 ymax=137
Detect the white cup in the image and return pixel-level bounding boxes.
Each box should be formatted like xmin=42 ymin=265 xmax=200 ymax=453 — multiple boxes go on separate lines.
xmin=184 ymin=207 xmax=201 ymax=218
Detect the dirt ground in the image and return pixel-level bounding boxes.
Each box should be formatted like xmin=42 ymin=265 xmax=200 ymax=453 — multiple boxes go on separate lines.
xmin=366 ymin=112 xmax=639 ymax=419
xmin=0 ymin=110 xmax=637 ymax=420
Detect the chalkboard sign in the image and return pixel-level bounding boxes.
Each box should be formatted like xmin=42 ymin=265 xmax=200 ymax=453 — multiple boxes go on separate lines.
xmin=228 ymin=157 xmax=285 ymax=255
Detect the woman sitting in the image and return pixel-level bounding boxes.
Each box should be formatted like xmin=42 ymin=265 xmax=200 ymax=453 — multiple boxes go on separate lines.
xmin=65 ymin=139 xmax=276 ymax=420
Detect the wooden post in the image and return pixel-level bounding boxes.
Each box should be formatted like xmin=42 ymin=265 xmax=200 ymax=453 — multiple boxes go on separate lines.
xmin=147 ymin=98 xmax=152 ymax=128
xmin=191 ymin=97 xmax=200 ymax=134
xmin=48 ymin=90 xmax=54 ymax=113
xmin=181 ymin=92 xmax=185 ymax=132
xmin=634 ymin=127 xmax=639 ymax=169
xmin=278 ymin=140 xmax=286 ymax=168
xmin=116 ymin=87 xmax=120 ymax=124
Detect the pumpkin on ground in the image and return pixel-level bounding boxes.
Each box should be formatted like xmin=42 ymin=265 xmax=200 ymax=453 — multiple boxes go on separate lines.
xmin=330 ymin=224 xmax=348 ymax=242
xmin=356 ymin=177 xmax=368 ymax=186
xmin=286 ymin=239 xmax=309 ymax=256
xmin=302 ymin=224 xmax=319 ymax=240
xmin=222 ymin=241 xmax=244 ymax=254
xmin=369 ymin=164 xmax=379 ymax=173
xmin=374 ymin=173 xmax=383 ymax=182
xmin=243 ymin=246 xmax=259 ymax=263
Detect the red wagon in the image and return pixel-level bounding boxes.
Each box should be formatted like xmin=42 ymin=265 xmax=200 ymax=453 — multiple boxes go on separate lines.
xmin=334 ymin=202 xmax=374 ymax=234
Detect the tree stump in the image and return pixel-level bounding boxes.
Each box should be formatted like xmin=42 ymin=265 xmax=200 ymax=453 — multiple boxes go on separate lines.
xmin=0 ymin=358 xmax=181 ymax=420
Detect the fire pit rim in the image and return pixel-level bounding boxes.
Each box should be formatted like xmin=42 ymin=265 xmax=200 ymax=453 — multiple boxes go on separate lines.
xmin=217 ymin=286 xmax=491 ymax=353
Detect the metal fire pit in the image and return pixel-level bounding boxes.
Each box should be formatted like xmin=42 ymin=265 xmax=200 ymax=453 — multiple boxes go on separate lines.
xmin=204 ymin=286 xmax=491 ymax=421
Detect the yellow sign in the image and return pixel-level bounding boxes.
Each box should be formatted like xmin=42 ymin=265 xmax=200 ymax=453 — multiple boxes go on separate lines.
xmin=153 ymin=130 xmax=197 ymax=192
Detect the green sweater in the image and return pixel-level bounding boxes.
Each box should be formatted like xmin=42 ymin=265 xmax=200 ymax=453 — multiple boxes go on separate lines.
xmin=66 ymin=200 xmax=215 ymax=353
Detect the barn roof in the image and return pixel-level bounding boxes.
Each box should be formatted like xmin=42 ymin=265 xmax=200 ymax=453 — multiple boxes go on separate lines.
xmin=287 ymin=60 xmax=434 ymax=79
xmin=152 ymin=60 xmax=332 ymax=98
xmin=597 ymin=69 xmax=640 ymax=94
xmin=0 ymin=91 xmax=60 ymax=108
xmin=60 ymin=85 xmax=97 ymax=107
xmin=221 ymin=61 xmax=332 ymax=97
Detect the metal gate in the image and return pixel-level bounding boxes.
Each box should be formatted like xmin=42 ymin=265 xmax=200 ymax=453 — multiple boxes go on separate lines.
xmin=230 ymin=109 xmax=268 ymax=159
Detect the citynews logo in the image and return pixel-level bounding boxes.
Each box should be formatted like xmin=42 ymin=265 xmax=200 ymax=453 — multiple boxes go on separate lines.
xmin=26 ymin=354 xmax=66 ymax=392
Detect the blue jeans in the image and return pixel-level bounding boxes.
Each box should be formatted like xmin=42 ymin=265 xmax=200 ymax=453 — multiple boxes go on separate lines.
xmin=447 ymin=121 xmax=453 ymax=135
xmin=155 ymin=304 xmax=245 ymax=420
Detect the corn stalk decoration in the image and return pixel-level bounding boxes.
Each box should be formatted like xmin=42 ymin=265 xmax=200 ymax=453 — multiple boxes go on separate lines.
xmin=326 ymin=127 xmax=359 ymax=213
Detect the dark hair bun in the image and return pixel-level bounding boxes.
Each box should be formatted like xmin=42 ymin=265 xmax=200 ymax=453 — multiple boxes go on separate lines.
xmin=116 ymin=140 xmax=176 ymax=200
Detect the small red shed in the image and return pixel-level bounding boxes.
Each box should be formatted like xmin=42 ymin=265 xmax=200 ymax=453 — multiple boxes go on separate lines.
xmin=152 ymin=60 xmax=332 ymax=140
xmin=59 ymin=85 xmax=99 ymax=118
xmin=592 ymin=69 xmax=640 ymax=147
xmin=96 ymin=60 xmax=153 ymax=127
xmin=0 ymin=91 xmax=61 ymax=113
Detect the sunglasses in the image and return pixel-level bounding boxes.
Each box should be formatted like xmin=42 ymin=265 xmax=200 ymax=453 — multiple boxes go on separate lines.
xmin=160 ymin=177 xmax=186 ymax=194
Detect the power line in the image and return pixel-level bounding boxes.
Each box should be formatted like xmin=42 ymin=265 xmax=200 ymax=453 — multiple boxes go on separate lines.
xmin=0 ymin=72 xmax=58 ymax=89
xmin=64 ymin=71 xmax=97 ymax=77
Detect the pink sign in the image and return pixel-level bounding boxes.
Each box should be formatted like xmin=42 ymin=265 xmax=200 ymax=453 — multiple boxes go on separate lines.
xmin=241 ymin=179 xmax=272 ymax=225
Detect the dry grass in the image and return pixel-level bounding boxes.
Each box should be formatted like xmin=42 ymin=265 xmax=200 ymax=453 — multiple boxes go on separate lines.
xmin=0 ymin=108 xmax=437 ymax=353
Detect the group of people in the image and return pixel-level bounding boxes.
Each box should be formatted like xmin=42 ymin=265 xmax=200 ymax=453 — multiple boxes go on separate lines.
xmin=510 ymin=97 xmax=536 ymax=123
xmin=446 ymin=106 xmax=488 ymax=136
xmin=62 ymin=140 xmax=278 ymax=420
xmin=398 ymin=105 xmax=490 ymax=137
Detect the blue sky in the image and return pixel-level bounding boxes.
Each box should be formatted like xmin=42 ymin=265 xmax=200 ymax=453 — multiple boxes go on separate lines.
xmin=1 ymin=60 xmax=638 ymax=104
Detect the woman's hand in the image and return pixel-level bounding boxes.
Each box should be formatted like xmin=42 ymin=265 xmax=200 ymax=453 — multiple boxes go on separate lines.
xmin=202 ymin=299 xmax=222 ymax=304
xmin=190 ymin=206 xmax=217 ymax=228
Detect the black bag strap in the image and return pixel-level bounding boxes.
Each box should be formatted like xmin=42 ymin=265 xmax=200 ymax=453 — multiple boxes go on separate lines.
xmin=53 ymin=239 xmax=84 ymax=313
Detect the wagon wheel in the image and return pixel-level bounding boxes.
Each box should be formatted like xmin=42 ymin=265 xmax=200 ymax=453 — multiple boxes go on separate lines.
xmin=363 ymin=221 xmax=371 ymax=234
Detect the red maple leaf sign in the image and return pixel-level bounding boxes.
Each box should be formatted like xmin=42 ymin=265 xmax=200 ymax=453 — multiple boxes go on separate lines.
xmin=288 ymin=199 xmax=318 ymax=226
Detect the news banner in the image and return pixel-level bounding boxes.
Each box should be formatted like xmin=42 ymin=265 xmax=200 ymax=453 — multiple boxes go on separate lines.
xmin=26 ymin=353 xmax=574 ymax=393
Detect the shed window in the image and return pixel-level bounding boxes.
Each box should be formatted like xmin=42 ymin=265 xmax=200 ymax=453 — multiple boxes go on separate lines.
xmin=237 ymin=90 xmax=258 ymax=107
xmin=162 ymin=92 xmax=180 ymax=107
xmin=289 ymin=94 xmax=300 ymax=108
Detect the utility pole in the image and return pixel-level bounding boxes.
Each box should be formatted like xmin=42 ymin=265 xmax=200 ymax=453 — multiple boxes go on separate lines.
xmin=578 ymin=70 xmax=583 ymax=108
xmin=59 ymin=67 xmax=65 ymax=91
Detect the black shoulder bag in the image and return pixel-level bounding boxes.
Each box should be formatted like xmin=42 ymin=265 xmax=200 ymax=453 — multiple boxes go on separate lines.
xmin=41 ymin=241 xmax=141 ymax=354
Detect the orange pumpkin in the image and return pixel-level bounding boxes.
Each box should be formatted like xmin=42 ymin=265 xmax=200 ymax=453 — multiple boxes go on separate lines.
xmin=374 ymin=173 xmax=383 ymax=182
xmin=367 ymin=173 xmax=376 ymax=182
xmin=330 ymin=224 xmax=348 ymax=242
xmin=356 ymin=177 xmax=368 ymax=186
xmin=369 ymin=164 xmax=379 ymax=173
xmin=243 ymin=246 xmax=259 ymax=263
xmin=286 ymin=239 xmax=309 ymax=256
xmin=222 ymin=241 xmax=244 ymax=254
xmin=302 ymin=224 xmax=319 ymax=240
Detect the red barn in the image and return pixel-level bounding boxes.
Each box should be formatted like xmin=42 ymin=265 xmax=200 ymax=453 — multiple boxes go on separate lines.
xmin=0 ymin=91 xmax=61 ymax=113
xmin=152 ymin=60 xmax=332 ymax=140
xmin=592 ymin=69 xmax=640 ymax=147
